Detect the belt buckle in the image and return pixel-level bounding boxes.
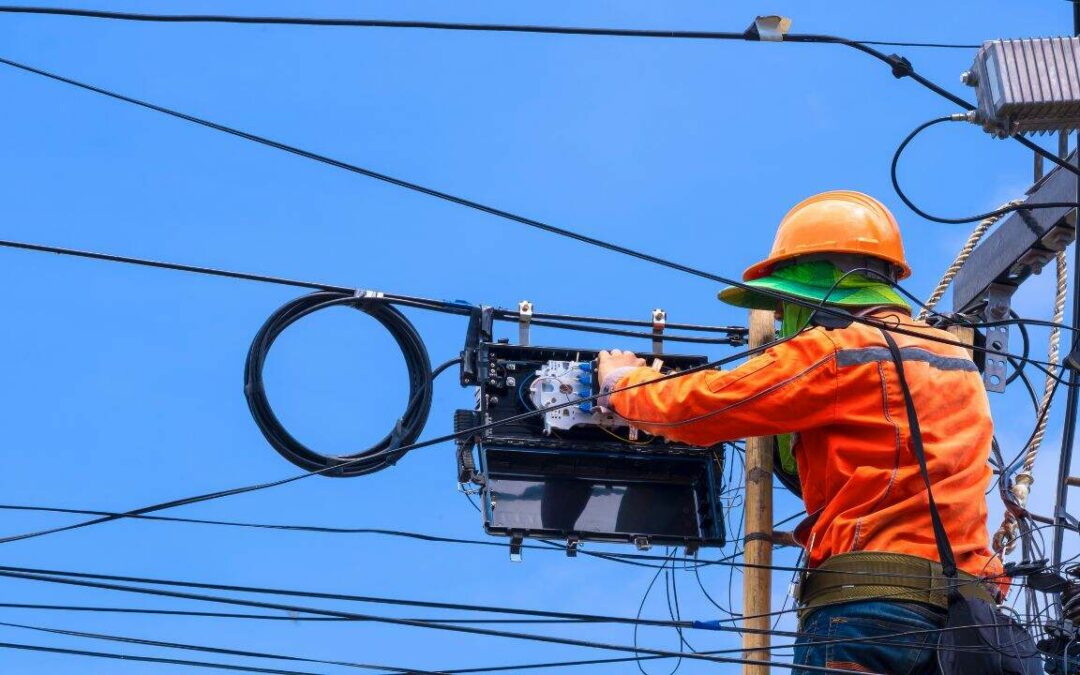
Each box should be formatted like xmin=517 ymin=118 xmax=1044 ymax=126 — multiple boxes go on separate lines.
xmin=793 ymin=569 xmax=808 ymax=604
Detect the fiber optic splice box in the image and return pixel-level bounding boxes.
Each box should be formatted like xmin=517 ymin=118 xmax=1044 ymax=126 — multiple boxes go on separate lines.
xmin=454 ymin=306 xmax=726 ymax=558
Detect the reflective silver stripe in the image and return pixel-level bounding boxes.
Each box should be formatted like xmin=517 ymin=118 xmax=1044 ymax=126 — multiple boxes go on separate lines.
xmin=835 ymin=346 xmax=978 ymax=372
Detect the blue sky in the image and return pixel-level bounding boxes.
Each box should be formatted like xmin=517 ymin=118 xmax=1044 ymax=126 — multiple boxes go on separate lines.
xmin=0 ymin=1 xmax=1075 ymax=673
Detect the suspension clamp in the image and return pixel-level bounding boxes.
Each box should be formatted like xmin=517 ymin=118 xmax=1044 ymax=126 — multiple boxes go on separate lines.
xmin=518 ymin=300 xmax=533 ymax=346
xmin=652 ymin=308 xmax=667 ymax=354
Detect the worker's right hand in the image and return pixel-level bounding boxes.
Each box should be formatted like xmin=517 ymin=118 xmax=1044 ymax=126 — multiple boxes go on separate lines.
xmin=598 ymin=349 xmax=646 ymax=386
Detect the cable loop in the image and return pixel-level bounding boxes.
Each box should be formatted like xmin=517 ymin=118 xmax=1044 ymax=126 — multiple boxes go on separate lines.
xmin=243 ymin=291 xmax=433 ymax=477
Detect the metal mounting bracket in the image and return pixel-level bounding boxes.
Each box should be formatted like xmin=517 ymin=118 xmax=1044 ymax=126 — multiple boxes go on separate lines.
xmin=982 ymin=283 xmax=1013 ymax=393
xmin=518 ymin=300 xmax=533 ymax=346
xmin=748 ymin=15 xmax=792 ymax=42
xmin=565 ymin=536 xmax=579 ymax=558
xmin=509 ymin=533 xmax=524 ymax=563
xmin=652 ymin=308 xmax=667 ymax=354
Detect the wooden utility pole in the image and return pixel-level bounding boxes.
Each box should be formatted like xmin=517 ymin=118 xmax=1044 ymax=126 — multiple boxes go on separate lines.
xmin=743 ymin=309 xmax=775 ymax=674
xmin=945 ymin=325 xmax=974 ymax=359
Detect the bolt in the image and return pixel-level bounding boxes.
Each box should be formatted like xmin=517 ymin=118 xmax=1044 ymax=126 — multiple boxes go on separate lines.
xmin=960 ymin=70 xmax=978 ymax=86
xmin=506 ymin=377 xmax=516 ymax=387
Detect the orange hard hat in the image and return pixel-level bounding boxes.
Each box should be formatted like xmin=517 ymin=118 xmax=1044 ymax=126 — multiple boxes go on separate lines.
xmin=743 ymin=190 xmax=911 ymax=281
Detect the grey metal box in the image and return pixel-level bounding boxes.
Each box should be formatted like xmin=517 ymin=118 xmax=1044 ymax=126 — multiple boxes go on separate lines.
xmin=967 ymin=37 xmax=1080 ymax=136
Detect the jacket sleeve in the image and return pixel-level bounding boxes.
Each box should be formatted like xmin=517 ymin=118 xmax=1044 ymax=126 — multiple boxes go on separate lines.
xmin=608 ymin=328 xmax=839 ymax=446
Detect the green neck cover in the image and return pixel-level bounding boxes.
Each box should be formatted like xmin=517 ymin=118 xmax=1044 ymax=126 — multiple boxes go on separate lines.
xmin=774 ymin=261 xmax=911 ymax=475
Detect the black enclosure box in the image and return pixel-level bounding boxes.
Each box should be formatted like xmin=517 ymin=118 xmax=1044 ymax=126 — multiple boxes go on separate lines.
xmin=457 ymin=336 xmax=726 ymax=553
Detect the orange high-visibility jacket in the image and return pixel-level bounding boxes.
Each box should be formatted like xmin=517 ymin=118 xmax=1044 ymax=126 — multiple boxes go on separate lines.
xmin=608 ymin=311 xmax=1002 ymax=583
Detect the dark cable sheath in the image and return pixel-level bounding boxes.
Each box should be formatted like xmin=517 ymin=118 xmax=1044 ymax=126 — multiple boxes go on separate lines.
xmin=0 ymin=640 xmax=320 ymax=675
xmin=244 ymin=291 xmax=433 ymax=476
xmin=0 ymin=236 xmax=1064 ymax=371
xmin=0 ymin=567 xmax=1048 ymax=667
xmin=0 ymin=6 xmax=979 ymax=48
xmin=892 ymin=116 xmax=1080 ymax=224
xmin=0 ymin=268 xmax=1067 ymax=544
xmin=0 ymin=568 xmax=863 ymax=673
xmin=0 ymin=620 xmax=426 ymax=674
xmin=0 ymin=237 xmax=745 ymax=342
xmin=0 ymin=56 xmax=1070 ymax=360
xmin=0 ymin=604 xmax=600 ymax=624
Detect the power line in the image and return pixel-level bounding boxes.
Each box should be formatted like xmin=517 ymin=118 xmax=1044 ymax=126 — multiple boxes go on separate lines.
xmin=0 ymin=620 xmax=426 ymax=673
xmin=0 ymin=640 xmax=321 ymax=675
xmin=0 ymin=567 xmax=864 ymax=673
xmin=0 ymin=567 xmax=1048 ymax=672
xmin=0 ymin=55 xmax=1072 ymax=352
xmin=0 ymin=502 xmax=741 ymax=569
xmin=0 ymin=271 xmax=1064 ymax=547
xmin=0 ymin=236 xmax=1065 ymax=370
xmin=0 ymin=6 xmax=981 ymax=48
xmin=0 ymin=602 xmax=596 ymax=624
xmin=0 ymin=562 xmax=1017 ymax=629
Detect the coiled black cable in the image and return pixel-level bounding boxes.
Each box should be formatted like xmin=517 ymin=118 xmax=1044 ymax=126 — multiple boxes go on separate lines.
xmin=244 ymin=291 xmax=432 ymax=477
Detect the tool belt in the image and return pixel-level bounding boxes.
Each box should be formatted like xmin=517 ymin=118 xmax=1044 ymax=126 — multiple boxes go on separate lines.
xmin=797 ymin=551 xmax=999 ymax=617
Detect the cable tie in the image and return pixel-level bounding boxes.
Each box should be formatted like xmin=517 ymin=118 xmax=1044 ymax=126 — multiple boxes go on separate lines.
xmin=887 ymin=53 xmax=913 ymax=78
xmin=743 ymin=532 xmax=772 ymax=544
xmin=691 ymin=620 xmax=723 ymax=631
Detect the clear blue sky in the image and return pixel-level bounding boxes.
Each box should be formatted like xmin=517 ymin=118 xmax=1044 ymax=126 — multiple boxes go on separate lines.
xmin=0 ymin=1 xmax=1075 ymax=673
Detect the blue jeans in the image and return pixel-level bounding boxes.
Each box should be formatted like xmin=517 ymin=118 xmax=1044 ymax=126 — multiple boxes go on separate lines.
xmin=793 ymin=600 xmax=945 ymax=675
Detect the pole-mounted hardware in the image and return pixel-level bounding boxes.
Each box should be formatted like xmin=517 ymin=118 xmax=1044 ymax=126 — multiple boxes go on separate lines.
xmin=518 ymin=300 xmax=533 ymax=346
xmin=952 ymin=148 xmax=1078 ymax=392
xmin=652 ymin=308 xmax=667 ymax=354
xmin=745 ymin=15 xmax=791 ymax=42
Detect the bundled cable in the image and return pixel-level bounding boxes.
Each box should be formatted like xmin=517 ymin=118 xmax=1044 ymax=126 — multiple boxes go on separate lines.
xmin=244 ymin=291 xmax=432 ymax=477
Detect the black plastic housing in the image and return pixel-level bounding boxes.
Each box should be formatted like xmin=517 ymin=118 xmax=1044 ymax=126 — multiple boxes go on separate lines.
xmin=458 ymin=337 xmax=726 ymax=551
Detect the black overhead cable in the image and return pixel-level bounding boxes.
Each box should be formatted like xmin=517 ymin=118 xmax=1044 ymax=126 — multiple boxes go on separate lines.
xmin=0 ymin=265 xmax=1068 ymax=547
xmin=0 ymin=640 xmax=321 ymax=675
xmin=0 ymin=567 xmax=863 ymax=673
xmin=0 ymin=309 xmax=1066 ymax=549
xmin=0 ymin=55 xmax=1074 ymax=351
xmin=0 ymin=563 xmax=1014 ymax=626
xmin=0 ymin=239 xmax=745 ymax=343
xmin=0 ymin=235 xmax=1065 ymax=370
xmin=0 ymin=6 xmax=981 ymax=48
xmin=0 ymin=603 xmax=596 ymax=624
xmin=0 ymin=503 xmax=792 ymax=569
xmin=0 ymin=620 xmax=425 ymax=674
xmin=892 ymin=115 xmax=1080 ymax=224
xmin=0 ymin=567 xmax=1048 ymax=670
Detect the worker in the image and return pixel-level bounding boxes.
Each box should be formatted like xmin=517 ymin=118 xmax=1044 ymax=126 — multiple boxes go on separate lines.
xmin=597 ymin=191 xmax=1010 ymax=674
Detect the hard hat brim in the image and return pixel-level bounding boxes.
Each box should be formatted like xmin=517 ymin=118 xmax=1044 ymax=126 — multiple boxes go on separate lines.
xmin=742 ymin=250 xmax=912 ymax=283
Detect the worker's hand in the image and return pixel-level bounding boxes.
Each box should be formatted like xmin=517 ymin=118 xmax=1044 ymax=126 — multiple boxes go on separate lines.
xmin=597 ymin=349 xmax=646 ymax=386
